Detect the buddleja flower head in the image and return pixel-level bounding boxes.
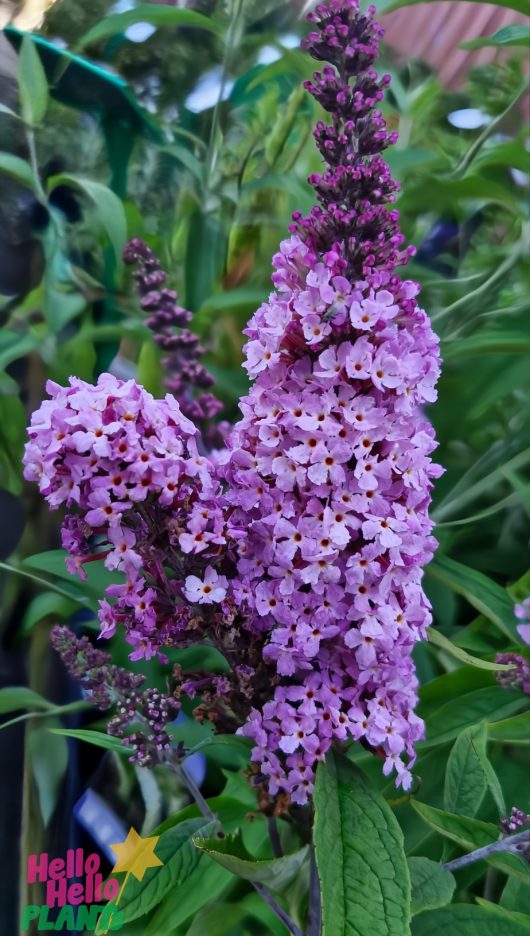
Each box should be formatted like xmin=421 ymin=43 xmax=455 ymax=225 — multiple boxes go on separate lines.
xmin=24 ymin=374 xmax=227 ymax=659
xmin=224 ymin=0 xmax=443 ymax=804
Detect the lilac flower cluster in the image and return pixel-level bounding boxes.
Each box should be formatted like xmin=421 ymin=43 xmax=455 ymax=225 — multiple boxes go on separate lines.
xmin=51 ymin=626 xmax=179 ymax=766
xmin=23 ymin=373 xmax=227 ymax=660
xmin=123 ymin=237 xmax=226 ymax=447
xmin=24 ymin=0 xmax=443 ymax=807
xmin=223 ymin=0 xmax=442 ymax=803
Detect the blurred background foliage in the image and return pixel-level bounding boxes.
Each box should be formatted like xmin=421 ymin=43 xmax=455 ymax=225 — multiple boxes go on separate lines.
xmin=0 ymin=1 xmax=528 ymax=934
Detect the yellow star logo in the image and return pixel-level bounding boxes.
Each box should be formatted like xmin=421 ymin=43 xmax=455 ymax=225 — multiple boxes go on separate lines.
xmin=109 ymin=827 xmax=163 ymax=882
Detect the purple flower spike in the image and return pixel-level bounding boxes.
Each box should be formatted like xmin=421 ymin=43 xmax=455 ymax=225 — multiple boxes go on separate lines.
xmin=224 ymin=0 xmax=443 ymax=805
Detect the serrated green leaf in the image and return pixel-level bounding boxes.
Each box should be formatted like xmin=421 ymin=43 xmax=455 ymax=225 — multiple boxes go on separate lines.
xmin=444 ymin=723 xmax=488 ymax=817
xmin=412 ymin=903 xmax=530 ymax=936
xmin=0 ymin=686 xmax=54 ymax=714
xmin=193 ymin=831 xmax=307 ymax=891
xmin=145 ymin=858 xmax=232 ymax=934
xmin=117 ymin=819 xmax=216 ymax=923
xmin=408 ymin=857 xmax=455 ymax=916
xmin=18 ymin=35 xmax=49 ymax=126
xmin=48 ymin=728 xmax=127 ymax=754
xmin=314 ymin=752 xmax=411 ymax=936
xmin=76 ymin=5 xmax=222 ymax=50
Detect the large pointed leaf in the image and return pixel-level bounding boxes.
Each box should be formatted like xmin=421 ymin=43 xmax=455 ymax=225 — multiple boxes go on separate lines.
xmin=193 ymin=831 xmax=307 ymax=891
xmin=444 ymin=723 xmax=488 ymax=817
xmin=18 ymin=34 xmax=49 ymax=126
xmin=462 ymin=25 xmax=530 ymax=49
xmin=115 ymin=818 xmax=216 ymax=923
xmin=313 ymin=752 xmax=411 ymax=936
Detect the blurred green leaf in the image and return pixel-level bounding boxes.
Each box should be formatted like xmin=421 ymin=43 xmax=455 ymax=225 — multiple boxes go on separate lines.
xmin=76 ymin=5 xmax=223 ymax=50
xmin=20 ymin=591 xmax=77 ymax=635
xmin=0 ymin=152 xmax=38 ymax=192
xmin=18 ymin=35 xmax=49 ymax=126
xmin=382 ymin=0 xmax=528 ymax=16
xmin=29 ymin=723 xmax=68 ymax=826
xmin=0 ymin=686 xmax=54 ymax=714
xmin=48 ymin=175 xmax=127 ymax=263
xmin=461 ymin=25 xmax=530 ymax=49
xmin=145 ymin=858 xmax=232 ymax=934
xmin=48 ymin=727 xmax=127 ymax=754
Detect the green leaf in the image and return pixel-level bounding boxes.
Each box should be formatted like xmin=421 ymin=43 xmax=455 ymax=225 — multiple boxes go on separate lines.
xmin=155 ymin=796 xmax=251 ymax=836
xmin=410 ymin=801 xmax=528 ymax=881
xmin=48 ymin=728 xmax=127 ymax=754
xmin=412 ymin=903 xmax=530 ymax=936
xmin=184 ymin=903 xmax=251 ymax=936
xmin=444 ymin=723 xmax=488 ymax=817
xmin=0 ymin=329 xmax=40 ymax=370
xmin=20 ymin=591 xmax=77 ymax=635
xmin=0 ymin=103 xmax=20 ymax=119
xmin=48 ymin=175 xmax=127 ymax=262
xmin=193 ymin=831 xmax=307 ymax=891
xmin=116 ymin=818 xmax=216 ymax=923
xmin=488 ymin=712 xmax=530 ymax=744
xmin=76 ymin=5 xmax=222 ymax=50
xmin=145 ymin=858 xmax=232 ymax=934
xmin=422 ymin=686 xmax=525 ymax=749
xmin=313 ymin=752 xmax=411 ymax=936
xmin=443 ymin=331 xmax=530 ymax=358
xmin=29 ymin=723 xmax=68 ymax=826
xmin=18 ymin=35 xmax=49 ymax=126
xmin=0 ymin=152 xmax=38 ymax=192
xmin=22 ymin=550 xmax=121 ymax=601
xmin=408 ymin=857 xmax=455 ymax=916
xmin=0 ymin=686 xmax=54 ymax=714
xmin=427 ymin=628 xmax=514 ymax=671
xmin=461 ymin=25 xmax=530 ymax=50
xmin=136 ymin=340 xmax=163 ymax=396
xmin=426 ymin=556 xmax=518 ymax=641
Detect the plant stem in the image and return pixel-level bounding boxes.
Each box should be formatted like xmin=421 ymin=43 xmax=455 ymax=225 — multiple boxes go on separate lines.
xmin=268 ymin=816 xmax=283 ymax=857
xmin=170 ymin=754 xmax=304 ymax=936
xmin=307 ymin=847 xmax=322 ymax=936
xmin=443 ymin=829 xmax=530 ymax=872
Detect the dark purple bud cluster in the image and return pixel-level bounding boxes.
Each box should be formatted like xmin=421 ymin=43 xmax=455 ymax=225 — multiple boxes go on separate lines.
xmin=495 ymin=653 xmax=530 ymax=696
xmin=123 ymin=238 xmax=224 ymax=440
xmin=294 ymin=0 xmax=413 ymax=279
xmin=51 ymin=626 xmax=179 ymax=767
xmin=500 ymin=806 xmax=530 ymax=834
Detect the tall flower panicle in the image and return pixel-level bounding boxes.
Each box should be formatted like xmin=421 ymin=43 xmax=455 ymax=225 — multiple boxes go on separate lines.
xmin=224 ymin=0 xmax=442 ymax=804
xmin=123 ymin=238 xmax=227 ymax=449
